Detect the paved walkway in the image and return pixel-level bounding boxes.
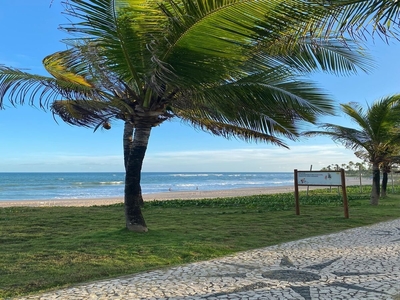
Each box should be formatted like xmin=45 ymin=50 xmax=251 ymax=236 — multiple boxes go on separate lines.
xmin=16 ymin=219 xmax=400 ymax=300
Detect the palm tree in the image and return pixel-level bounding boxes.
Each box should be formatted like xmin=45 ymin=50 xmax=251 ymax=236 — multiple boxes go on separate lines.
xmin=355 ymin=161 xmax=367 ymax=172
xmin=304 ymin=95 xmax=400 ymax=205
xmin=356 ymin=148 xmax=399 ymax=197
xmin=0 ymin=0 xmax=372 ymax=231
xmin=380 ymin=151 xmax=400 ymax=197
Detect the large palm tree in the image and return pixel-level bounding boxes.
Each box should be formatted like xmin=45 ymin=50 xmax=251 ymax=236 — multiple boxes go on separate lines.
xmin=304 ymin=95 xmax=400 ymax=205
xmin=0 ymin=0 xmax=373 ymax=231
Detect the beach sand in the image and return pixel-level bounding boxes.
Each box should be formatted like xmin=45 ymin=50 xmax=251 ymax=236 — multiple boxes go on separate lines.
xmin=0 ymin=177 xmax=368 ymax=207
xmin=0 ymin=186 xmax=294 ymax=207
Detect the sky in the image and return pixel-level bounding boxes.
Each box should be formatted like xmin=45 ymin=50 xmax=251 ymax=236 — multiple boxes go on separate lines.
xmin=1 ymin=1 xmax=400 ymax=173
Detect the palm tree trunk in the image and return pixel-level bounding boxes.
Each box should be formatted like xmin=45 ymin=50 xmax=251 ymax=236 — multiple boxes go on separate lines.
xmin=123 ymin=120 xmax=134 ymax=170
xmin=370 ymin=162 xmax=380 ymax=205
xmin=124 ymin=125 xmax=151 ymax=232
xmin=381 ymin=170 xmax=388 ymax=198
xmin=381 ymin=163 xmax=390 ymax=198
xmin=123 ymin=120 xmax=144 ymax=207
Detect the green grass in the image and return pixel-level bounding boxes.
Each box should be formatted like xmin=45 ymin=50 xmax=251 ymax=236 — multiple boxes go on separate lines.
xmin=1 ymin=186 xmax=400 ymax=298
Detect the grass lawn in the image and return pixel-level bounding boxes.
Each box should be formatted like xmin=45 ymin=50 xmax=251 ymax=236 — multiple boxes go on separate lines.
xmin=1 ymin=186 xmax=400 ymax=298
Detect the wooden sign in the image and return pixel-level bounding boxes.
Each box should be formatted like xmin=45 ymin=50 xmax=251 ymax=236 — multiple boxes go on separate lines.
xmin=294 ymin=169 xmax=349 ymax=218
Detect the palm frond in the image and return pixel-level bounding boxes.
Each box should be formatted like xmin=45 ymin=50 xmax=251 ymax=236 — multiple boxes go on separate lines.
xmin=43 ymin=51 xmax=94 ymax=88
xmin=196 ymin=67 xmax=336 ymax=126
xmin=61 ymin=0 xmax=169 ymax=94
xmin=170 ymin=72 xmax=331 ymax=142
xmin=327 ymin=0 xmax=400 ymax=38
xmin=175 ymin=108 xmax=291 ymax=148
xmin=304 ymin=125 xmax=369 ymax=152
xmin=304 ymin=94 xmax=400 ymax=164
xmin=51 ymin=99 xmax=115 ymax=127
xmin=0 ymin=65 xmax=99 ymax=109
xmin=152 ymin=0 xmax=372 ymax=90
xmin=263 ymin=38 xmax=374 ymax=75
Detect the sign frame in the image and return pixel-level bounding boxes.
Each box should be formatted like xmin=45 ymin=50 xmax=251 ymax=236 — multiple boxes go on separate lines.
xmin=294 ymin=169 xmax=349 ymax=218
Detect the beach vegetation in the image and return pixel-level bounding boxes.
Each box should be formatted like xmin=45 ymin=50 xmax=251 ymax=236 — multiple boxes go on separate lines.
xmin=304 ymin=95 xmax=400 ymax=205
xmin=1 ymin=186 xmax=400 ymax=298
xmin=1 ymin=0 xmax=400 ymax=231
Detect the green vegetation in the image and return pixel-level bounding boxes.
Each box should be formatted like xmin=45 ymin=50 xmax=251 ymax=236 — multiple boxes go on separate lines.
xmin=1 ymin=186 xmax=400 ymax=298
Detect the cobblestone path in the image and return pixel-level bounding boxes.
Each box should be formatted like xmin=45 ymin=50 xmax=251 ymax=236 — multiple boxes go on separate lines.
xmin=15 ymin=219 xmax=400 ymax=300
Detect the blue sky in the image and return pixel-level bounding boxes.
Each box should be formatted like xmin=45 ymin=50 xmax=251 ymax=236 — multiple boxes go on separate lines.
xmin=1 ymin=1 xmax=400 ymax=173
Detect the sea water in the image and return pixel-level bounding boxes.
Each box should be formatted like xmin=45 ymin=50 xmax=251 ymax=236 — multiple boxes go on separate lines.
xmin=0 ymin=172 xmax=294 ymax=201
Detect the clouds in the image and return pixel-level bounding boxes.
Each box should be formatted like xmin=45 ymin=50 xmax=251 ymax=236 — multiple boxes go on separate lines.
xmin=142 ymin=144 xmax=361 ymax=172
xmin=0 ymin=153 xmax=123 ymax=172
xmin=0 ymin=143 xmax=359 ymax=172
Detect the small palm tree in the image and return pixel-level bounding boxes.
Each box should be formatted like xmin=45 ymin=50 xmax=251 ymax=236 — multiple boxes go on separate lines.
xmin=304 ymin=95 xmax=400 ymax=205
xmin=356 ymin=149 xmax=400 ymax=197
xmin=380 ymin=153 xmax=400 ymax=197
xmin=0 ymin=0 xmax=373 ymax=231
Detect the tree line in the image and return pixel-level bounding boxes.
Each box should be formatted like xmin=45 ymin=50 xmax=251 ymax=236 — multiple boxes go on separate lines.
xmin=321 ymin=162 xmax=371 ymax=173
xmin=322 ymin=157 xmax=400 ymax=200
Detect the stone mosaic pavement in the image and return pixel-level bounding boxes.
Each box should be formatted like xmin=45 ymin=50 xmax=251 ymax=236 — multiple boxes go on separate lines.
xmin=15 ymin=219 xmax=400 ymax=300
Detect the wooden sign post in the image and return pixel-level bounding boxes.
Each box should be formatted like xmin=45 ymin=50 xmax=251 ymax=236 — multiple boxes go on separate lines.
xmin=294 ymin=169 xmax=349 ymax=218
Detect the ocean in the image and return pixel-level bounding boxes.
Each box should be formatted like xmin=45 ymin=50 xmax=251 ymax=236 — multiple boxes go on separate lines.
xmin=0 ymin=172 xmax=294 ymax=201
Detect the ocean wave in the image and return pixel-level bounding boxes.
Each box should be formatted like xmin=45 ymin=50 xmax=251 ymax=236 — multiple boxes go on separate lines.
xmin=72 ymin=181 xmax=124 ymax=186
xmin=99 ymin=181 xmax=124 ymax=185
xmin=227 ymin=173 xmax=258 ymax=177
xmin=170 ymin=173 xmax=223 ymax=177
xmin=271 ymin=180 xmax=294 ymax=184
xmin=174 ymin=183 xmax=198 ymax=187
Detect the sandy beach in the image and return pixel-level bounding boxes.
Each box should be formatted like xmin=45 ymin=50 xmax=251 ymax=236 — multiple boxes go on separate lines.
xmin=0 ymin=186 xmax=293 ymax=207
xmin=0 ymin=176 xmax=369 ymax=207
